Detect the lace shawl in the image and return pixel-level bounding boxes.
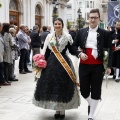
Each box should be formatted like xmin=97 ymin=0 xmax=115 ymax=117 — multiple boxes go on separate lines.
xmin=41 ymin=31 xmax=73 ymax=54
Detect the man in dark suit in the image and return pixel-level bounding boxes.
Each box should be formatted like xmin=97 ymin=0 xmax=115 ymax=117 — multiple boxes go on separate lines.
xmin=30 ymin=25 xmax=41 ymax=56
xmin=71 ymin=9 xmax=112 ymax=120
xmin=111 ymin=21 xmax=120 ymax=82
xmin=40 ymin=26 xmax=50 ymax=49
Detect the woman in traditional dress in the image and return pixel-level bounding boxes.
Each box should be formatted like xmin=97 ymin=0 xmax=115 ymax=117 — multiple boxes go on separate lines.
xmin=33 ymin=18 xmax=80 ymax=119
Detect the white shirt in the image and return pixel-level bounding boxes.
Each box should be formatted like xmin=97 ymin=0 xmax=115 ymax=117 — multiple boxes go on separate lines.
xmin=85 ymin=26 xmax=98 ymax=59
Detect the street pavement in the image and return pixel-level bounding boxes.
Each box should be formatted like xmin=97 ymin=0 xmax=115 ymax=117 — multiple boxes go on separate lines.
xmin=0 ymin=59 xmax=120 ymax=120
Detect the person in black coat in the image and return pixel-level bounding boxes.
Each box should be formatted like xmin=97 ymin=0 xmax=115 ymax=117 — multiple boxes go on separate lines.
xmin=111 ymin=21 xmax=120 ymax=82
xmin=69 ymin=27 xmax=77 ymax=41
xmin=71 ymin=9 xmax=112 ymax=120
xmin=30 ymin=25 xmax=41 ymax=56
xmin=40 ymin=26 xmax=50 ymax=49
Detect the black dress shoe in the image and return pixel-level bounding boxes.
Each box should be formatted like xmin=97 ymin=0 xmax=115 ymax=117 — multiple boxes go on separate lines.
xmin=54 ymin=114 xmax=60 ymax=119
xmin=19 ymin=71 xmax=26 ymax=74
xmin=25 ymin=70 xmax=32 ymax=73
xmin=113 ymin=75 xmax=116 ymax=79
xmin=88 ymin=106 xmax=90 ymax=115
xmin=9 ymin=78 xmax=18 ymax=81
xmin=60 ymin=115 xmax=65 ymax=119
xmin=0 ymin=82 xmax=11 ymax=86
xmin=6 ymin=81 xmax=12 ymax=83
xmin=88 ymin=118 xmax=93 ymax=120
xmin=115 ymin=79 xmax=119 ymax=82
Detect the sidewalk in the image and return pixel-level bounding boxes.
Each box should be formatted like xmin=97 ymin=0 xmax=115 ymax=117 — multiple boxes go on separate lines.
xmin=0 ymin=60 xmax=120 ymax=120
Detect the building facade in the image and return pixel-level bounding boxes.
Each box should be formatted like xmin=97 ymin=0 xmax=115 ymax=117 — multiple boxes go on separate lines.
xmin=66 ymin=0 xmax=106 ymax=28
xmin=0 ymin=0 xmax=69 ymax=29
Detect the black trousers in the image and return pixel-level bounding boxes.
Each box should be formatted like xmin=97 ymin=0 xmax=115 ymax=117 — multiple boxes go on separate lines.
xmin=79 ymin=64 xmax=105 ymax=100
xmin=0 ymin=62 xmax=5 ymax=83
xmin=4 ymin=62 xmax=10 ymax=82
xmin=19 ymin=49 xmax=28 ymax=72
xmin=112 ymin=50 xmax=120 ymax=68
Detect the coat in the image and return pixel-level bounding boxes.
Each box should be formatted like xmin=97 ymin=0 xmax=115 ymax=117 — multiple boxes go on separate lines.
xmin=71 ymin=27 xmax=112 ymax=68
xmin=0 ymin=33 xmax=4 ymax=62
xmin=30 ymin=30 xmax=41 ymax=48
xmin=3 ymin=32 xmax=14 ymax=64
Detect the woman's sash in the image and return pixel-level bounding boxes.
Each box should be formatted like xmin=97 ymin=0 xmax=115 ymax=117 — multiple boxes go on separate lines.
xmin=50 ymin=39 xmax=80 ymax=87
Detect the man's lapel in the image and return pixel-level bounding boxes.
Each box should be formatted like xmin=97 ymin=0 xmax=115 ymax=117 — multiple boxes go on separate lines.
xmin=96 ymin=27 xmax=101 ymax=45
xmin=84 ymin=27 xmax=89 ymax=44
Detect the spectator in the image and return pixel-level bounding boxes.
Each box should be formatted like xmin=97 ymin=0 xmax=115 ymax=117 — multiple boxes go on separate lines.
xmin=0 ymin=22 xmax=11 ymax=86
xmin=69 ymin=27 xmax=77 ymax=41
xmin=47 ymin=25 xmax=51 ymax=33
xmin=1 ymin=23 xmax=14 ymax=84
xmin=17 ymin=24 xmax=32 ymax=74
xmin=8 ymin=27 xmax=19 ymax=81
xmin=30 ymin=25 xmax=41 ymax=57
xmin=25 ymin=26 xmax=31 ymax=66
xmin=40 ymin=26 xmax=50 ymax=49
xmin=111 ymin=21 xmax=120 ymax=82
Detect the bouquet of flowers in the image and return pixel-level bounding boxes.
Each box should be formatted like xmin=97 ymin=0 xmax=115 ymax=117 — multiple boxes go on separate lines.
xmin=33 ymin=54 xmax=47 ymax=81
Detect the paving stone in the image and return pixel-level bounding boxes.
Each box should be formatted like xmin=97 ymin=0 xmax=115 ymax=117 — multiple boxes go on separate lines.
xmin=0 ymin=59 xmax=120 ymax=120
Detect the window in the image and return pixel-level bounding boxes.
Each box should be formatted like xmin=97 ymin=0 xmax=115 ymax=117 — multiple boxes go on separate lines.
xmin=85 ymin=1 xmax=89 ymax=8
xmin=93 ymin=1 xmax=94 ymax=8
xmin=85 ymin=12 xmax=89 ymax=20
xmin=67 ymin=4 xmax=72 ymax=9
xmin=9 ymin=0 xmax=18 ymax=10
xmin=79 ymin=2 xmax=82 ymax=8
xmin=35 ymin=5 xmax=41 ymax=15
xmin=67 ymin=14 xmax=72 ymax=20
xmin=90 ymin=1 xmax=92 ymax=8
xmin=90 ymin=1 xmax=94 ymax=8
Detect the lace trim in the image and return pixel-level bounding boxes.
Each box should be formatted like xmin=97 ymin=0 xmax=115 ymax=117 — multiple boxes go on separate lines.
xmin=33 ymin=87 xmax=80 ymax=110
xmin=47 ymin=32 xmax=73 ymax=53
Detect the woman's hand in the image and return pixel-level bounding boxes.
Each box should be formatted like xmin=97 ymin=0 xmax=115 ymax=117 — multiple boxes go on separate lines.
xmin=106 ymin=68 xmax=111 ymax=75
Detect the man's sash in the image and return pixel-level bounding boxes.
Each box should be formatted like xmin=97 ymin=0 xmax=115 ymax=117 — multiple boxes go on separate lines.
xmin=50 ymin=39 xmax=80 ymax=87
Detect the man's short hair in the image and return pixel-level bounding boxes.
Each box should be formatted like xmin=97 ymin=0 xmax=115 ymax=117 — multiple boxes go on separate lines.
xmin=20 ymin=24 xmax=25 ymax=30
xmin=89 ymin=9 xmax=100 ymax=18
xmin=42 ymin=26 xmax=47 ymax=31
xmin=33 ymin=25 xmax=39 ymax=30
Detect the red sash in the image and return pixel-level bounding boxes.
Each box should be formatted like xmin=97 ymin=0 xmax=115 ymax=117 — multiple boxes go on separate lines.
xmin=112 ymin=44 xmax=115 ymax=51
xmin=80 ymin=48 xmax=103 ymax=64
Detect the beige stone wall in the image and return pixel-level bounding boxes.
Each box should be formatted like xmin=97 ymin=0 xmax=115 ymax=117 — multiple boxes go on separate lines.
xmin=0 ymin=0 xmax=68 ymax=29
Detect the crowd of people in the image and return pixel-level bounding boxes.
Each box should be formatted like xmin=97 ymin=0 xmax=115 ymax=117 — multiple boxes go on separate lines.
xmin=0 ymin=23 xmax=51 ymax=86
xmin=106 ymin=22 xmax=120 ymax=82
xmin=1 ymin=8 xmax=120 ymax=120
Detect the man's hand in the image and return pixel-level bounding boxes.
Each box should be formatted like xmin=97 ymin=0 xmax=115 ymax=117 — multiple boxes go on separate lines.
xmin=80 ymin=52 xmax=88 ymax=61
xmin=106 ymin=68 xmax=111 ymax=75
xmin=115 ymin=47 xmax=120 ymax=51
